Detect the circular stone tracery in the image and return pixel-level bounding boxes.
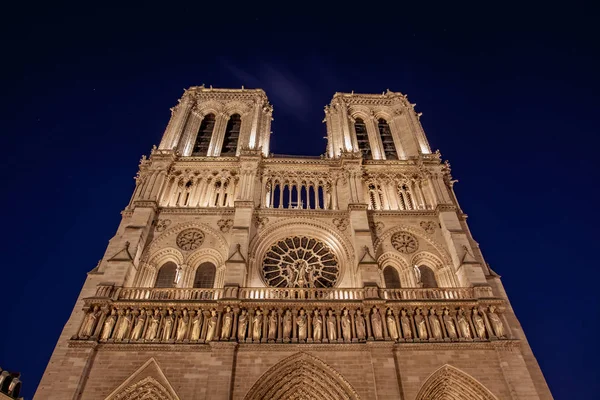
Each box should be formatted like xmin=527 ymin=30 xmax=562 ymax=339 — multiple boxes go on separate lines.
xmin=176 ymin=229 xmax=205 ymax=251
xmin=262 ymin=236 xmax=340 ymax=288
xmin=391 ymin=232 xmax=419 ymax=254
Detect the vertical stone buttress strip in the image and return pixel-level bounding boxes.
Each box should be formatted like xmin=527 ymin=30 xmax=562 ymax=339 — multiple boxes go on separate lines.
xmin=206 ymin=342 xmax=238 ymax=399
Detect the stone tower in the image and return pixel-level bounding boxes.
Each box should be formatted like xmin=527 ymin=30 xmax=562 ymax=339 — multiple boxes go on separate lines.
xmin=35 ymin=87 xmax=553 ymax=399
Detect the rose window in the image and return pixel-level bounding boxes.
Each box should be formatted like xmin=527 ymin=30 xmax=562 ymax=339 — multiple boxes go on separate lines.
xmin=262 ymin=236 xmax=340 ymax=288
xmin=176 ymin=229 xmax=205 ymax=251
xmin=391 ymin=232 xmax=419 ymax=254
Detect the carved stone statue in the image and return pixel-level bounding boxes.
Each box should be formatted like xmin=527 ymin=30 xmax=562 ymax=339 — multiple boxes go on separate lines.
xmin=472 ymin=308 xmax=486 ymax=339
xmin=297 ymin=310 xmax=307 ymax=341
xmin=443 ymin=309 xmax=457 ymax=339
xmin=283 ymin=310 xmax=292 ymax=340
xmin=100 ymin=309 xmax=117 ymax=340
xmin=341 ymin=309 xmax=351 ymax=342
xmin=386 ymin=309 xmax=399 ymax=340
xmin=415 ymin=309 xmax=428 ymax=340
xmin=312 ymin=310 xmax=323 ymax=341
xmin=205 ymin=309 xmax=218 ymax=342
xmin=130 ymin=309 xmax=146 ymax=341
xmin=371 ymin=308 xmax=383 ymax=339
xmin=488 ymin=306 xmax=505 ymax=338
xmin=191 ymin=310 xmax=202 ymax=341
xmin=252 ymin=310 xmax=263 ymax=341
xmin=400 ymin=309 xmax=412 ymax=339
xmin=177 ymin=309 xmax=190 ymax=341
xmin=237 ymin=309 xmax=248 ymax=341
xmin=79 ymin=306 xmax=101 ymax=338
xmin=326 ymin=310 xmax=337 ymax=341
xmin=268 ymin=310 xmax=278 ymax=340
xmin=429 ymin=309 xmax=443 ymax=340
xmin=221 ymin=306 xmax=233 ymax=340
xmin=457 ymin=308 xmax=471 ymax=339
xmin=115 ymin=309 xmax=133 ymax=340
xmin=413 ymin=264 xmax=422 ymax=287
xmin=145 ymin=309 xmax=161 ymax=340
xmin=355 ymin=309 xmax=366 ymax=340
xmin=162 ymin=309 xmax=174 ymax=341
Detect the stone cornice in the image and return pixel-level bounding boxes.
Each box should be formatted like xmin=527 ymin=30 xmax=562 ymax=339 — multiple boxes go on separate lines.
xmin=159 ymin=207 xmax=235 ymax=215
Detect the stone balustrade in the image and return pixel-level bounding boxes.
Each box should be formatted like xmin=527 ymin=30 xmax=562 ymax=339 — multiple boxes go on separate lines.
xmin=74 ymin=284 xmax=510 ymax=345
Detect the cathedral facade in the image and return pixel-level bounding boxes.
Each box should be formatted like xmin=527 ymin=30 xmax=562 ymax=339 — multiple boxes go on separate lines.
xmin=35 ymin=87 xmax=553 ymax=399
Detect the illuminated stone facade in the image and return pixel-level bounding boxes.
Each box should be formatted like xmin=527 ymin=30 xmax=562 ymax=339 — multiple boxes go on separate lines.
xmin=35 ymin=87 xmax=553 ymax=399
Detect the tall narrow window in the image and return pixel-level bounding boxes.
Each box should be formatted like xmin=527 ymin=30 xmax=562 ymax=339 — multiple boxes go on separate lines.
xmin=383 ymin=266 xmax=401 ymax=288
xmin=192 ymin=113 xmax=216 ymax=156
xmin=155 ymin=262 xmax=177 ymax=288
xmin=221 ymin=114 xmax=241 ymax=155
xmin=378 ymin=118 xmax=397 ymax=159
xmin=418 ymin=265 xmax=438 ymax=288
xmin=193 ymin=262 xmax=216 ymax=288
xmin=354 ymin=118 xmax=372 ymax=159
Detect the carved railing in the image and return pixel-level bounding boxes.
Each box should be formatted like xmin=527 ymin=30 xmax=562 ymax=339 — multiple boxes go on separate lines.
xmin=239 ymin=287 xmax=366 ymax=300
xmin=380 ymin=288 xmax=474 ymax=300
xmin=117 ymin=287 xmax=223 ymax=301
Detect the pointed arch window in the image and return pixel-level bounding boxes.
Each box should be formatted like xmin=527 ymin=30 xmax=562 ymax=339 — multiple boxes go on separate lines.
xmin=221 ymin=114 xmax=241 ymax=155
xmin=193 ymin=262 xmax=216 ymax=288
xmin=192 ymin=113 xmax=216 ymax=156
xmin=418 ymin=265 xmax=438 ymax=288
xmin=354 ymin=118 xmax=372 ymax=159
xmin=154 ymin=262 xmax=177 ymax=288
xmin=378 ymin=118 xmax=397 ymax=159
xmin=383 ymin=266 xmax=401 ymax=288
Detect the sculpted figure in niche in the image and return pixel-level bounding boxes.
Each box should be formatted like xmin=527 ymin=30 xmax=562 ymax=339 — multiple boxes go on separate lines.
xmin=283 ymin=310 xmax=292 ymax=340
xmin=428 ymin=309 xmax=443 ymax=340
xmin=252 ymin=310 xmax=263 ymax=341
xmin=177 ymin=309 xmax=190 ymax=341
xmin=341 ymin=309 xmax=352 ymax=342
xmin=414 ymin=309 xmax=428 ymax=340
xmin=355 ymin=309 xmax=366 ymax=340
xmin=115 ymin=309 xmax=133 ymax=340
xmin=221 ymin=306 xmax=233 ymax=340
xmin=130 ymin=309 xmax=146 ymax=341
xmin=386 ymin=309 xmax=399 ymax=340
xmin=162 ymin=309 xmax=175 ymax=341
xmin=237 ymin=309 xmax=248 ymax=341
xmin=457 ymin=308 xmax=472 ymax=339
xmin=79 ymin=305 xmax=101 ymax=338
xmin=400 ymin=309 xmax=412 ymax=339
xmin=488 ymin=306 xmax=505 ymax=338
xmin=312 ymin=310 xmax=323 ymax=341
xmin=326 ymin=310 xmax=337 ymax=341
xmin=297 ymin=310 xmax=307 ymax=341
xmin=101 ymin=309 xmax=118 ymax=340
xmin=205 ymin=309 xmax=218 ymax=342
xmin=371 ymin=308 xmax=383 ymax=340
xmin=145 ymin=309 xmax=161 ymax=340
xmin=191 ymin=310 xmax=202 ymax=341
xmin=443 ymin=309 xmax=457 ymax=339
xmin=472 ymin=308 xmax=487 ymax=339
xmin=268 ymin=310 xmax=278 ymax=340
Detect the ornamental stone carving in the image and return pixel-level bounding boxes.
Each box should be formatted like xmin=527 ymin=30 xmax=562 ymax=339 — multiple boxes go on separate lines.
xmin=155 ymin=219 xmax=172 ymax=232
xmin=176 ymin=228 xmax=205 ymax=251
xmin=254 ymin=216 xmax=269 ymax=230
xmin=391 ymin=232 xmax=419 ymax=254
xmin=262 ymin=236 xmax=340 ymax=288
xmin=217 ymin=218 xmax=233 ymax=233
xmin=370 ymin=221 xmax=385 ymax=235
xmin=420 ymin=221 xmax=436 ymax=234
xmin=333 ymin=217 xmax=349 ymax=231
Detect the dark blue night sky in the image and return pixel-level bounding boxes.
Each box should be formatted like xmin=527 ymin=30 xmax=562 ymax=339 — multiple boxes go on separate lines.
xmin=1 ymin=4 xmax=598 ymax=399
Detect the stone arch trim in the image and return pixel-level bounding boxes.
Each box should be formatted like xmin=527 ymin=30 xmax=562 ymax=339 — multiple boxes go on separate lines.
xmin=147 ymin=247 xmax=184 ymax=271
xmin=144 ymin=221 xmax=228 ymax=262
xmin=243 ymin=352 xmax=361 ymax=400
xmin=378 ymin=251 xmax=415 ymax=287
xmin=410 ymin=251 xmax=444 ymax=271
xmin=248 ymin=218 xmax=356 ymax=287
xmin=105 ymin=358 xmax=180 ymax=400
xmin=186 ymin=247 xmax=224 ymax=270
xmin=415 ymin=364 xmax=499 ymax=400
xmin=374 ymin=224 xmax=452 ymax=266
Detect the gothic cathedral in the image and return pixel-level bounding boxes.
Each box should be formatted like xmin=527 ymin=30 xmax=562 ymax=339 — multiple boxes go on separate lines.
xmin=35 ymin=87 xmax=552 ymax=399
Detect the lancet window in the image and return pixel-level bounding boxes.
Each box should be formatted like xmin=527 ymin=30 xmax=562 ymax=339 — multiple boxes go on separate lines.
xmin=192 ymin=113 xmax=216 ymax=156
xmin=378 ymin=118 xmax=397 ymax=159
xmin=154 ymin=262 xmax=177 ymax=288
xmin=418 ymin=265 xmax=438 ymax=288
xmin=265 ymin=178 xmax=331 ymax=209
xmin=193 ymin=262 xmax=216 ymax=288
xmin=160 ymin=172 xmax=238 ymax=208
xmin=354 ymin=118 xmax=372 ymax=159
xmin=398 ymin=184 xmax=415 ymax=210
xmin=220 ymin=114 xmax=241 ymax=155
xmin=383 ymin=266 xmax=401 ymax=288
xmin=368 ymin=184 xmax=385 ymax=210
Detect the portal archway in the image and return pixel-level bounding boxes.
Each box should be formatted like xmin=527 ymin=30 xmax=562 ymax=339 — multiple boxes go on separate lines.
xmin=415 ymin=364 xmax=499 ymax=400
xmin=244 ymin=352 xmax=360 ymax=400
